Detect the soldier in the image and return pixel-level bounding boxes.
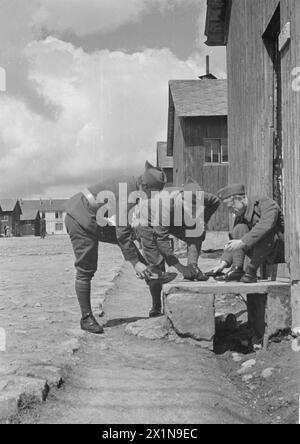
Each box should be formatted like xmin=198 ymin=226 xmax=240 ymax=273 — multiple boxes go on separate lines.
xmin=207 ymin=184 xmax=285 ymax=283
xmin=65 ymin=162 xmax=194 ymax=334
xmin=40 ymin=216 xmax=46 ymax=239
xmin=136 ymin=179 xmax=221 ymax=315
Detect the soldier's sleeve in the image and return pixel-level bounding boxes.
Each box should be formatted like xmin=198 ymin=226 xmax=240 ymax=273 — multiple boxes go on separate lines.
xmin=116 ymin=225 xmax=140 ymax=266
xmin=153 ymin=225 xmax=179 ymax=267
xmin=204 ymin=192 xmax=220 ymax=225
xmin=115 ymin=179 xmax=140 ymax=266
xmin=241 ymin=198 xmax=280 ymax=250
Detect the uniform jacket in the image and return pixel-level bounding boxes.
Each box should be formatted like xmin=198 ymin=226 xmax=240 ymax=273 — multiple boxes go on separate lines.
xmin=137 ymin=185 xmax=220 ymax=266
xmin=66 ymin=176 xmax=141 ymax=265
xmin=235 ymin=196 xmax=285 ymax=251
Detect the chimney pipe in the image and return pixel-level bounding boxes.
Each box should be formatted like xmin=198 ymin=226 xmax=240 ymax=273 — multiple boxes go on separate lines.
xmin=206 ymin=55 xmax=210 ymax=75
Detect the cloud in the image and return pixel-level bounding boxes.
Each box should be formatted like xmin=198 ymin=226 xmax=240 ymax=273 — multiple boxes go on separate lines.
xmin=0 ymin=0 xmax=226 ymax=198
xmin=33 ymin=0 xmax=200 ymax=37
xmin=0 ymin=38 xmax=202 ymax=198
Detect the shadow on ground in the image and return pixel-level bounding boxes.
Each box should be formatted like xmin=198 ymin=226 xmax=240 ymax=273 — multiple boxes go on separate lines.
xmin=105 ymin=317 xmax=148 ymax=328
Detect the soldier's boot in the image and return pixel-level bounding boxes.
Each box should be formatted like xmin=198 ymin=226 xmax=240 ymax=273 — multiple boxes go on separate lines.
xmin=81 ymin=314 xmax=104 ymax=334
xmin=76 ymin=280 xmax=104 ymax=334
xmin=240 ymin=264 xmax=258 ymax=284
xmin=215 ymin=266 xmax=245 ymax=282
xmin=149 ymin=284 xmax=162 ymax=318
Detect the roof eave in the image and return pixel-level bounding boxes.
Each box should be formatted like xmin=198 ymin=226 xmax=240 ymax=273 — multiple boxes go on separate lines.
xmin=205 ymin=0 xmax=231 ymax=47
xmin=167 ymin=85 xmax=175 ymax=157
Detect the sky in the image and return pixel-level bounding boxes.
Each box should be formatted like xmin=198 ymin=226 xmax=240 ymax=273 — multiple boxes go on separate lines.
xmin=0 ymin=0 xmax=226 ymax=199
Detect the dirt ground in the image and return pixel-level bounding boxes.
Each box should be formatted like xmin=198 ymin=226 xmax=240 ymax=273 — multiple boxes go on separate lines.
xmin=0 ymin=237 xmax=299 ymax=424
xmin=15 ymin=263 xmax=262 ymax=424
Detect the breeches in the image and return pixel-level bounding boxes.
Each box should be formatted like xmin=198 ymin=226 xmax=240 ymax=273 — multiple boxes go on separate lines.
xmin=221 ymin=223 xmax=285 ymax=269
xmin=170 ymin=226 xmax=205 ymax=266
xmin=66 ymin=214 xmax=152 ymax=282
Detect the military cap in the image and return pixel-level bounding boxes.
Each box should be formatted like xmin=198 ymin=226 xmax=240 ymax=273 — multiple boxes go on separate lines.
xmin=217 ymin=184 xmax=246 ymax=200
xmin=140 ymin=161 xmax=167 ymax=191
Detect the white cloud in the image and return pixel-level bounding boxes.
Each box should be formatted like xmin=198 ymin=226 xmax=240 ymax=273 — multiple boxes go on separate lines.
xmin=0 ymin=0 xmax=226 ymax=198
xmin=0 ymin=38 xmax=201 ymax=197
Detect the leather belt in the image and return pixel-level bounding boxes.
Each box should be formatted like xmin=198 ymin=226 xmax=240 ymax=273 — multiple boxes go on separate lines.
xmin=82 ymin=188 xmax=99 ymax=210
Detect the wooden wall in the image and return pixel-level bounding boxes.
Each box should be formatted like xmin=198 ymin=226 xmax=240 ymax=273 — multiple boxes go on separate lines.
xmin=280 ymin=0 xmax=300 ymax=281
xmin=227 ymin=0 xmax=300 ymax=281
xmin=173 ymin=116 xmax=229 ymax=230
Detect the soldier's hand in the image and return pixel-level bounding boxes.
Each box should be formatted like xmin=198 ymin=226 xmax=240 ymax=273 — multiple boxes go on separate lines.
xmin=134 ymin=262 xmax=148 ymax=280
xmin=224 ymin=240 xmax=246 ymax=252
xmin=176 ymin=263 xmax=198 ymax=280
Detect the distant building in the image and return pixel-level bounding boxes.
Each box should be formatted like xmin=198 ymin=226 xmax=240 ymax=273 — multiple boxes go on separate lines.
xmin=167 ymin=78 xmax=229 ymax=231
xmin=156 ymin=142 xmax=173 ymax=186
xmin=0 ymin=199 xmax=22 ymax=237
xmin=20 ymin=199 xmax=68 ymax=235
xmin=19 ymin=201 xmax=41 ymax=236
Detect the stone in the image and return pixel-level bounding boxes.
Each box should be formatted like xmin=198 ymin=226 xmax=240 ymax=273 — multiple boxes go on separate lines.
xmin=237 ymin=359 xmax=256 ymax=375
xmin=125 ymin=317 xmax=168 ymax=341
xmin=16 ymin=365 xmax=66 ymax=389
xmin=163 ymin=283 xmax=215 ymax=343
xmin=266 ymin=287 xmax=292 ymax=337
xmin=14 ymin=377 xmax=49 ymax=404
xmin=0 ymin=392 xmax=19 ymax=420
xmin=292 ymin=327 xmax=300 ymax=338
xmin=242 ymin=374 xmax=253 ymax=383
xmin=261 ymin=368 xmax=275 ymax=379
xmin=0 ymin=376 xmax=48 ymax=421
xmin=291 ymin=338 xmax=300 ymax=352
xmin=232 ymin=353 xmax=242 ymax=363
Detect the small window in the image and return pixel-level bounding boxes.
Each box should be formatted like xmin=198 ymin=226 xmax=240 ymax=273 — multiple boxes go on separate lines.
xmin=204 ymin=138 xmax=229 ymax=164
xmin=0 ymin=215 xmax=8 ymax=221
xmin=221 ymin=140 xmax=228 ymax=163
xmin=55 ymin=212 xmax=63 ymax=219
xmin=55 ymin=223 xmax=64 ymax=231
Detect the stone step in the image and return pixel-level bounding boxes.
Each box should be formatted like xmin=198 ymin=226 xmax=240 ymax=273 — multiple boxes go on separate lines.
xmin=163 ymin=279 xmax=292 ymax=351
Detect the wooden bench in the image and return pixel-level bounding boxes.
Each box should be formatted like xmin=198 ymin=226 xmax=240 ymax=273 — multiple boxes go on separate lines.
xmin=163 ymin=279 xmax=292 ymax=351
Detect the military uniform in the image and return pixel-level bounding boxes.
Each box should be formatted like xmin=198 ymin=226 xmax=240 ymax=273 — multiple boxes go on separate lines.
xmin=65 ymin=176 xmax=144 ymax=282
xmin=40 ymin=218 xmax=46 ymax=239
xmin=137 ymin=183 xmax=220 ymax=270
xmin=221 ymin=196 xmax=285 ymax=270
xmin=65 ymin=163 xmax=171 ymax=333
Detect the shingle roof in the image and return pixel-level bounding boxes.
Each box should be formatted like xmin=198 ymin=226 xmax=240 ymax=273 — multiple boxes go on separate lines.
xmin=157 ymin=142 xmax=173 ymax=169
xmin=20 ymin=200 xmax=68 ymax=213
xmin=0 ymin=199 xmax=19 ymax=212
xmin=169 ymin=79 xmax=227 ymax=117
xmin=167 ymin=79 xmax=228 ymax=156
xmin=19 ymin=201 xmax=40 ymax=221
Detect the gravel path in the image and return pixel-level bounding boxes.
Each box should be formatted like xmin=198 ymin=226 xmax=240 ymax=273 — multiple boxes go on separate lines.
xmin=29 ymin=263 xmax=261 ymax=424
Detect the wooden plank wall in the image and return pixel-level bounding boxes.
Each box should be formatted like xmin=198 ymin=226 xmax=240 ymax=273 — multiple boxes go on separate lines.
xmin=173 ymin=116 xmax=229 ymax=230
xmin=280 ymin=0 xmax=300 ymax=280
xmin=227 ymin=0 xmax=300 ymax=280
xmin=172 ymin=114 xmax=185 ymax=187
xmin=203 ymin=164 xmax=229 ymax=231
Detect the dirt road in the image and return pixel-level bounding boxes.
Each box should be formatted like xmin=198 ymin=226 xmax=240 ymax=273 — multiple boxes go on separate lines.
xmin=26 ymin=263 xmax=261 ymax=424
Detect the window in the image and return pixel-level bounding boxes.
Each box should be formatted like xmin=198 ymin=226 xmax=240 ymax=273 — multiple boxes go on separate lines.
xmin=55 ymin=223 xmax=64 ymax=231
xmin=204 ymin=138 xmax=229 ymax=164
xmin=55 ymin=211 xmax=63 ymax=219
xmin=0 ymin=215 xmax=8 ymax=222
